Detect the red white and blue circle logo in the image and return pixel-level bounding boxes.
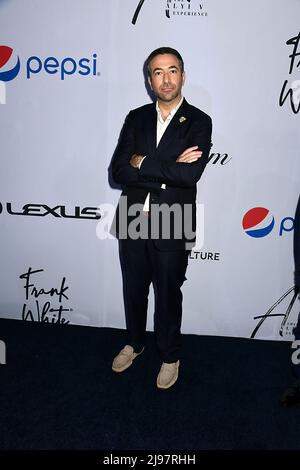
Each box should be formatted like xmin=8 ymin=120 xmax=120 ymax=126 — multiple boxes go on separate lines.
xmin=0 ymin=45 xmax=20 ymax=81
xmin=242 ymin=207 xmax=275 ymax=238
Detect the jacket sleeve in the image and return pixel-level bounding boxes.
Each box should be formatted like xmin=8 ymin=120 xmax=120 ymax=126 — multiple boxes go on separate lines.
xmin=139 ymin=116 xmax=212 ymax=188
xmin=111 ymin=111 xmax=161 ymax=191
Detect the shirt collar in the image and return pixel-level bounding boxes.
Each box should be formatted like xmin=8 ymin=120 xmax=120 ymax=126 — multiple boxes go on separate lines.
xmin=156 ymin=96 xmax=184 ymax=124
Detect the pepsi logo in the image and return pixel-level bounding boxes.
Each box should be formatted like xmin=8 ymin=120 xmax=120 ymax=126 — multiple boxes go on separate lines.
xmin=242 ymin=207 xmax=275 ymax=238
xmin=0 ymin=45 xmax=20 ymax=82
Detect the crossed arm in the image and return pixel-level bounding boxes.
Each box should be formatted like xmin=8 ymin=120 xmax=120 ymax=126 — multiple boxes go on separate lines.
xmin=112 ymin=111 xmax=212 ymax=188
xmin=130 ymin=145 xmax=202 ymax=168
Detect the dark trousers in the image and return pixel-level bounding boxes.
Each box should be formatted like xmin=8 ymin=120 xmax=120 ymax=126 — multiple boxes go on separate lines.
xmin=119 ymin=238 xmax=189 ymax=363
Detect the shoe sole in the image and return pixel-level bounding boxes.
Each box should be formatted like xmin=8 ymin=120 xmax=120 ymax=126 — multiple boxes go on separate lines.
xmin=112 ymin=348 xmax=144 ymax=373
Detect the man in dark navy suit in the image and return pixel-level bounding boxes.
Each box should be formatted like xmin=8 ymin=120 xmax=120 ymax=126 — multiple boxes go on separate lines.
xmin=111 ymin=47 xmax=212 ymax=389
xmin=280 ymin=195 xmax=300 ymax=406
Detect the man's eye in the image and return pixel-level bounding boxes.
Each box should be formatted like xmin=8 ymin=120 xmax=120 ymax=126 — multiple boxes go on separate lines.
xmin=154 ymin=71 xmax=161 ymax=76
xmin=170 ymin=69 xmax=177 ymax=74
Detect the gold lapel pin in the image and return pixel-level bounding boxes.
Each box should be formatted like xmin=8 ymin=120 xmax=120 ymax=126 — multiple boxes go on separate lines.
xmin=179 ymin=116 xmax=186 ymax=123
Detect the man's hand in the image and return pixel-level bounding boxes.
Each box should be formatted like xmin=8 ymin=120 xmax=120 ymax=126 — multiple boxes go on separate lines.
xmin=130 ymin=154 xmax=144 ymax=168
xmin=176 ymin=146 xmax=202 ymax=164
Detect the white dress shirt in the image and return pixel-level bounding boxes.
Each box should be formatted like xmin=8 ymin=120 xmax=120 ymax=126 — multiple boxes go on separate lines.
xmin=140 ymin=97 xmax=184 ymax=211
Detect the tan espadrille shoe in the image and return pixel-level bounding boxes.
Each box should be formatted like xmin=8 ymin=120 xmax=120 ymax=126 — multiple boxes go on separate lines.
xmin=157 ymin=360 xmax=180 ymax=389
xmin=112 ymin=345 xmax=144 ymax=373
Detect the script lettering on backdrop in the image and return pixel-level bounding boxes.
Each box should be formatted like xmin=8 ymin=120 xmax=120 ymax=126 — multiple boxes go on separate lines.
xmin=279 ymin=31 xmax=300 ymax=114
xmin=132 ymin=0 xmax=146 ymax=24
xmin=250 ymin=286 xmax=298 ymax=339
xmin=207 ymin=151 xmax=232 ymax=166
xmin=132 ymin=0 xmax=206 ymax=24
xmin=20 ymin=267 xmax=72 ymax=324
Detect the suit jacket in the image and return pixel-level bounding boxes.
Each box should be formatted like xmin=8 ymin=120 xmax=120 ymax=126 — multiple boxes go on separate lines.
xmin=112 ymin=98 xmax=212 ymax=251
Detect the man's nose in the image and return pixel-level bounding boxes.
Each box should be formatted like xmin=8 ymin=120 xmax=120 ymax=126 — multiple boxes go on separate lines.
xmin=163 ymin=72 xmax=171 ymax=83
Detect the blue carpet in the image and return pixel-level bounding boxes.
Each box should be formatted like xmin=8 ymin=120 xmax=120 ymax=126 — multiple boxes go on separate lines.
xmin=0 ymin=318 xmax=299 ymax=451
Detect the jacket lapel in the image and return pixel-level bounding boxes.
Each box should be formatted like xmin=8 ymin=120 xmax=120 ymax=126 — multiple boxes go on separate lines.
xmin=156 ymin=98 xmax=189 ymax=156
xmin=146 ymin=104 xmax=157 ymax=158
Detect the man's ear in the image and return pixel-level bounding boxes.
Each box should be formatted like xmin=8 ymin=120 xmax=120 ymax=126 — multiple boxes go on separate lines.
xmin=182 ymin=71 xmax=186 ymax=86
xmin=148 ymin=76 xmax=153 ymax=90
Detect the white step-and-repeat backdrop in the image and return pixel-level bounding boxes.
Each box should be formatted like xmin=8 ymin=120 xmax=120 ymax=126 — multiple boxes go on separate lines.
xmin=0 ymin=0 xmax=299 ymax=340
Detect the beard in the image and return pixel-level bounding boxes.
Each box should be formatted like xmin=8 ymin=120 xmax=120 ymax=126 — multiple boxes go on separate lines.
xmin=155 ymin=85 xmax=182 ymax=103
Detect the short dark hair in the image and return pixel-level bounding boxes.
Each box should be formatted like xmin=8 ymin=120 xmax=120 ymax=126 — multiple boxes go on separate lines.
xmin=146 ymin=47 xmax=184 ymax=75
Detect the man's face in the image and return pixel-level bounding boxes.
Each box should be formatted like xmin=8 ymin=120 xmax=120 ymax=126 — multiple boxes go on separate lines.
xmin=148 ymin=53 xmax=185 ymax=104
